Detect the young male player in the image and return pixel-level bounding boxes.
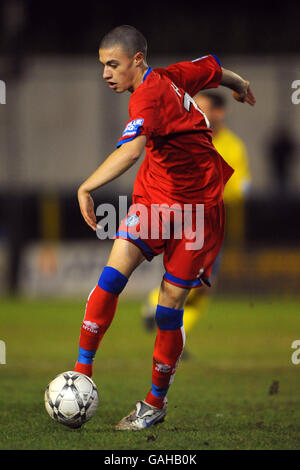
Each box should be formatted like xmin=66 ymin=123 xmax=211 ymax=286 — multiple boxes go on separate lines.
xmin=73 ymin=25 xmax=256 ymax=430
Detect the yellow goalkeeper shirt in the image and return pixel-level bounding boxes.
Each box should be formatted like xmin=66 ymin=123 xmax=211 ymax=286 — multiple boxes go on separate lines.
xmin=213 ymin=126 xmax=251 ymax=203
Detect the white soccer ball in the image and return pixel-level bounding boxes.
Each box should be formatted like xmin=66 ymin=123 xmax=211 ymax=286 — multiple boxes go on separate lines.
xmin=44 ymin=371 xmax=99 ymax=428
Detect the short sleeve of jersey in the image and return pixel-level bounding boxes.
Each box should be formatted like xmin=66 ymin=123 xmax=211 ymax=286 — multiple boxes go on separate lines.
xmin=155 ymin=55 xmax=222 ymax=97
xmin=117 ymin=91 xmax=159 ymax=148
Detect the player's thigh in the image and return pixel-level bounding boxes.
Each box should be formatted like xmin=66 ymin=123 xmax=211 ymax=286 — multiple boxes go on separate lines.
xmin=158 ymin=279 xmax=190 ymax=310
xmin=106 ymin=238 xmax=146 ymax=278
xmin=163 ymin=201 xmax=225 ymax=286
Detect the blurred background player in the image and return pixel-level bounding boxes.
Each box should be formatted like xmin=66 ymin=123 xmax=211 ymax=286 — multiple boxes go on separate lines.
xmin=142 ymin=91 xmax=252 ymax=353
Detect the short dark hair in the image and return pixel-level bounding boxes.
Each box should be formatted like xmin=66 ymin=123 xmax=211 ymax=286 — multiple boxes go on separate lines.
xmin=202 ymin=92 xmax=226 ymax=109
xmin=99 ymin=25 xmax=147 ymax=59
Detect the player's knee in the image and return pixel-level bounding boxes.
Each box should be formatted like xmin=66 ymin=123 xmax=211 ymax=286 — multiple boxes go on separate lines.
xmin=159 ymin=280 xmax=189 ymax=309
xmin=98 ymin=266 xmax=128 ymax=295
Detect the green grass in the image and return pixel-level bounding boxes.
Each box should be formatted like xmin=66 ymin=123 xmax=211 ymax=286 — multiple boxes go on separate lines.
xmin=0 ymin=296 xmax=300 ymax=450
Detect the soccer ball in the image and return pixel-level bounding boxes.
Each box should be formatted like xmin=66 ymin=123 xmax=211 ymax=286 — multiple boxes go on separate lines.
xmin=44 ymin=371 xmax=99 ymax=428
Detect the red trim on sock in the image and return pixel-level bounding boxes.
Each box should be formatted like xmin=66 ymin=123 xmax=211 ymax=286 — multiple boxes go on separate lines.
xmin=74 ymin=361 xmax=93 ymax=378
xmin=145 ymin=390 xmax=165 ymax=409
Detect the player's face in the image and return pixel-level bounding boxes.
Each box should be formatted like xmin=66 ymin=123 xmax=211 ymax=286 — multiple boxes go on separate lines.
xmin=99 ymin=45 xmax=137 ymax=93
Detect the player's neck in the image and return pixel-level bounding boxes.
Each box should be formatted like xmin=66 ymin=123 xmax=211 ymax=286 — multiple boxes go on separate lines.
xmin=130 ymin=64 xmax=149 ymax=93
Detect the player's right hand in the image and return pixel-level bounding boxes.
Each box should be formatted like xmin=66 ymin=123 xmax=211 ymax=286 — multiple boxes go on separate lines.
xmin=78 ymin=188 xmax=97 ymax=231
xmin=232 ymin=80 xmax=256 ymax=106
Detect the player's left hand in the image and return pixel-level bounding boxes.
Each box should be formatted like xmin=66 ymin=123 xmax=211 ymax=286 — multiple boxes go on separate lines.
xmin=78 ymin=189 xmax=97 ymax=231
xmin=232 ymin=81 xmax=256 ymax=106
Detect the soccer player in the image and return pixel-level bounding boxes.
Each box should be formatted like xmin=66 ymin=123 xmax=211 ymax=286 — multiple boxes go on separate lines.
xmin=73 ymin=25 xmax=256 ymax=430
xmin=142 ymin=92 xmax=252 ymax=344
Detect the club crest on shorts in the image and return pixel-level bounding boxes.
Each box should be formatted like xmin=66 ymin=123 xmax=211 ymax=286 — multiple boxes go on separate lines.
xmin=125 ymin=214 xmax=139 ymax=227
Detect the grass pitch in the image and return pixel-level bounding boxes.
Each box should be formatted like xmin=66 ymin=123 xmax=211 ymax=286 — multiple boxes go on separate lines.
xmin=0 ymin=295 xmax=299 ymax=450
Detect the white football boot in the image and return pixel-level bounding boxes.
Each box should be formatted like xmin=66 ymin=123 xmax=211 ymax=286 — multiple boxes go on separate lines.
xmin=115 ymin=399 xmax=167 ymax=431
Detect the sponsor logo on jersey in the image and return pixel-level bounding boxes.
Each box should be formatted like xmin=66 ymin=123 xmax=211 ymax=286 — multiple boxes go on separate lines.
xmin=125 ymin=214 xmax=140 ymax=227
xmin=83 ymin=321 xmax=99 ymax=334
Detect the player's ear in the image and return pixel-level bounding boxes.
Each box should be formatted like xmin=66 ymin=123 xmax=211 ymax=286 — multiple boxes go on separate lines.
xmin=134 ymin=52 xmax=144 ymax=67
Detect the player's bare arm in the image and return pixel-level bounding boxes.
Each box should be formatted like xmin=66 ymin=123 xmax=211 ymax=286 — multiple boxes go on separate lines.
xmin=78 ymin=135 xmax=146 ymax=230
xmin=220 ymin=68 xmax=256 ymax=106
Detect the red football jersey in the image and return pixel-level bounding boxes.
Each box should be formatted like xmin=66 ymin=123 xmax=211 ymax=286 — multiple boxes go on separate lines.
xmin=117 ymin=55 xmax=234 ymax=207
